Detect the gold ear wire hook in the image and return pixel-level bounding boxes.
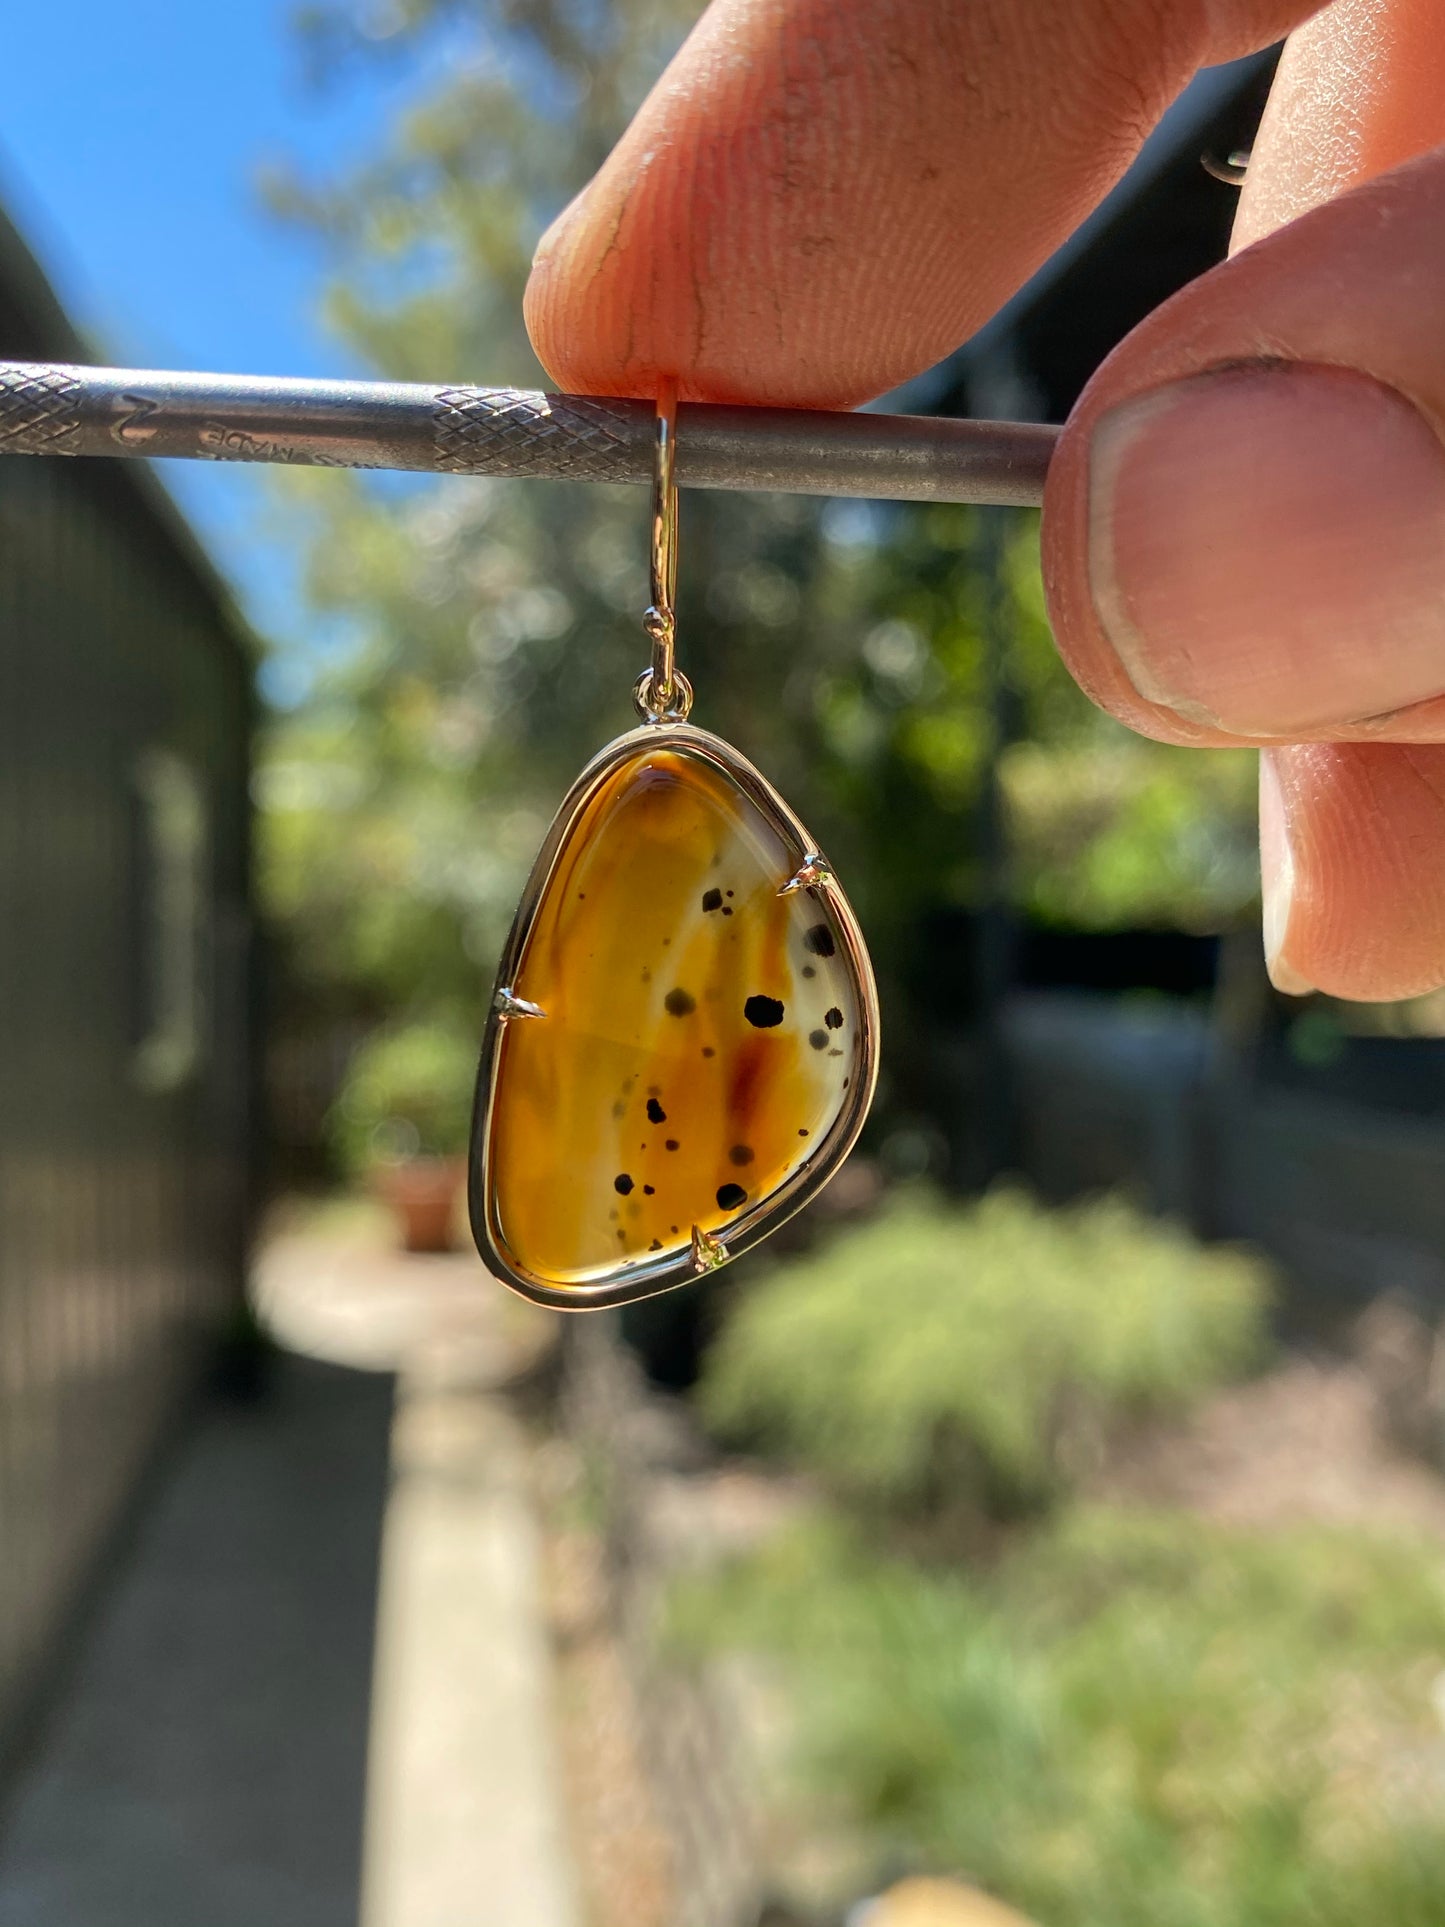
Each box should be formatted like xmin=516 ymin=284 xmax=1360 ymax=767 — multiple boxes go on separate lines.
xmin=635 ymin=377 xmax=694 ymax=722
xmin=1201 ymin=148 xmax=1251 ymax=186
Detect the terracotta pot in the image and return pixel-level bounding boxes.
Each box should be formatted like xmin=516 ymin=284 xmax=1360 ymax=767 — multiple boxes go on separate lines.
xmin=374 ymin=1155 xmax=467 ymax=1253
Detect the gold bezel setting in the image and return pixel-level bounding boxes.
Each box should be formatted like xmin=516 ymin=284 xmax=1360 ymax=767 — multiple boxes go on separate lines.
xmin=468 ymin=719 xmax=880 ymax=1311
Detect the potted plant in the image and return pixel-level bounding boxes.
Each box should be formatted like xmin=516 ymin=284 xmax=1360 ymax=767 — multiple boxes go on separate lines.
xmin=331 ymin=1017 xmax=477 ymax=1252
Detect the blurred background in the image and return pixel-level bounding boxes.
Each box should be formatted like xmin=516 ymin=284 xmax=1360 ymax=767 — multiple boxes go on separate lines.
xmin=4 ymin=7 xmax=1445 ymax=1927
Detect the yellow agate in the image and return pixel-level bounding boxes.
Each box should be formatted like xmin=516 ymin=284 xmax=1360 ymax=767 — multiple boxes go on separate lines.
xmin=482 ymin=740 xmax=866 ymax=1289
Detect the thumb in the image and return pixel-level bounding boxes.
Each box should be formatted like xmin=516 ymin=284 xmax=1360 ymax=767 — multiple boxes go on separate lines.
xmin=1042 ymin=145 xmax=1445 ymax=749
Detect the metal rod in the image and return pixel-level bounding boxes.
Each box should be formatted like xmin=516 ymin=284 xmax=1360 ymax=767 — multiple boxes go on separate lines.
xmin=0 ymin=360 xmax=1058 ymax=507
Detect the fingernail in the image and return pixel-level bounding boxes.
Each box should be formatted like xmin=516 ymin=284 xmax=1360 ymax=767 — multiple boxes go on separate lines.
xmin=1259 ymin=750 xmax=1313 ymax=995
xmin=1089 ymin=365 xmax=1445 ymax=736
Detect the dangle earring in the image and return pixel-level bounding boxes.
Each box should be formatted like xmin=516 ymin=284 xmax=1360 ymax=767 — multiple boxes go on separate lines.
xmin=470 ymin=381 xmax=879 ymax=1308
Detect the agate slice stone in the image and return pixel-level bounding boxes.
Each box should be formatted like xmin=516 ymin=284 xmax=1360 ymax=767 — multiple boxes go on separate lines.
xmin=471 ymin=723 xmax=878 ymax=1306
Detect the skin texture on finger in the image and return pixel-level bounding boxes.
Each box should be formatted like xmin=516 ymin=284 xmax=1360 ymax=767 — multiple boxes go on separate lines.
xmin=1260 ymin=743 xmax=1445 ymax=1000
xmin=1042 ymin=146 xmax=1445 ymax=752
xmin=1040 ymin=0 xmax=1445 ymax=998
xmin=524 ymin=0 xmax=1322 ymax=405
xmin=1235 ymin=0 xmax=1445 ymax=245
xmin=1244 ymin=0 xmax=1445 ymax=999
xmin=1086 ymin=359 xmax=1445 ymax=740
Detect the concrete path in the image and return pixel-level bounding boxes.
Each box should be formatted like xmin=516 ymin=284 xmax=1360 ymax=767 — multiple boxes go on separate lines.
xmin=361 ymin=1379 xmax=577 ymax=1927
xmin=0 ymin=1356 xmax=392 ymax=1927
xmin=0 ymin=1210 xmax=579 ymax=1927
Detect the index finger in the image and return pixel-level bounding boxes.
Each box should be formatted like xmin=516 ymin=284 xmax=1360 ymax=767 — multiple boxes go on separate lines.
xmin=523 ymin=0 xmax=1324 ymax=406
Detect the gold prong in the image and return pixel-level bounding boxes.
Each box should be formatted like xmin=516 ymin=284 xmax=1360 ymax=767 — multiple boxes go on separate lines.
xmin=690 ymin=1224 xmax=730 ymax=1274
xmin=493 ymin=986 xmax=546 ymax=1021
xmin=778 ymin=853 xmax=834 ymax=897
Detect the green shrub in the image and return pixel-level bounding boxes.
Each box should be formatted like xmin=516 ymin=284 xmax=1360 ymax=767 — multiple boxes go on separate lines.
xmin=699 ymin=1188 xmax=1270 ymax=1517
xmin=329 ymin=1016 xmax=478 ymax=1176
xmin=669 ymin=1507 xmax=1445 ymax=1927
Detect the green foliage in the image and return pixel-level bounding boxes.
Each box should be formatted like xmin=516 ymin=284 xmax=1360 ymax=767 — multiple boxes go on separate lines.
xmin=330 ymin=1016 xmax=477 ymax=1171
xmin=272 ymin=0 xmax=694 ymax=383
xmin=257 ymin=0 xmax=870 ymax=1012
xmin=256 ymin=2 xmax=1263 ymax=1046
xmin=687 ymin=1193 xmax=1439 ymax=1923
xmin=700 ymin=1189 xmax=1270 ymax=1516
xmin=1001 ymin=732 xmax=1260 ymax=934
xmin=670 ymin=1507 xmax=1445 ymax=1927
xmin=994 ymin=525 xmax=1260 ymax=933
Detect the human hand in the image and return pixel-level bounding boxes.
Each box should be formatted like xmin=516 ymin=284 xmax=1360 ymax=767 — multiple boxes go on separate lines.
xmin=523 ymin=0 xmax=1445 ymax=1003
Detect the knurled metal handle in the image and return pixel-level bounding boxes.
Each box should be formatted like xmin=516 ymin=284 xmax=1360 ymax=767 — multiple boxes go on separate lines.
xmin=0 ymin=363 xmax=86 ymax=454
xmin=0 ymin=360 xmax=1058 ymax=506
xmin=432 ymin=386 xmax=640 ymax=481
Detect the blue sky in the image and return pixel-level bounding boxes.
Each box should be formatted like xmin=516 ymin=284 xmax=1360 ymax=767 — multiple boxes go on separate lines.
xmin=3 ymin=5 xmax=1246 ymax=671
xmin=0 ymin=0 xmax=440 ymax=645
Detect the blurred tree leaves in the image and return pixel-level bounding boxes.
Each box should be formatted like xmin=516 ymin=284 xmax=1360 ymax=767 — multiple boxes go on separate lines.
xmin=258 ymin=0 xmax=1260 ymax=1042
xmin=996 ymin=528 xmax=1261 ymax=933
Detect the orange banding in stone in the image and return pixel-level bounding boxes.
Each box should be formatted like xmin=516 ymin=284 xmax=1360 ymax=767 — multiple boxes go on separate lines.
xmin=485 ymin=742 xmax=863 ymax=1289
